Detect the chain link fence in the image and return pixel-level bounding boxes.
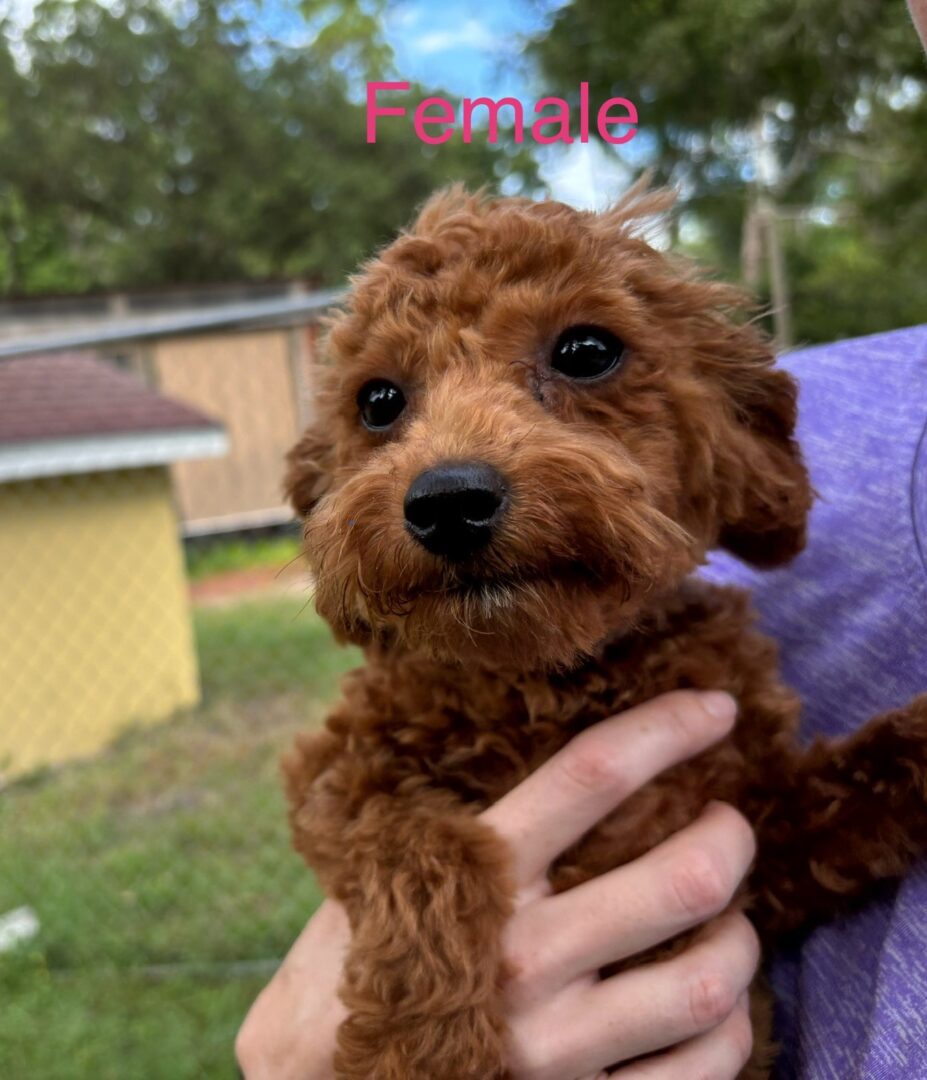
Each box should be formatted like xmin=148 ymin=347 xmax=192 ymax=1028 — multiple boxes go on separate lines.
xmin=0 ymin=299 xmax=350 ymax=1079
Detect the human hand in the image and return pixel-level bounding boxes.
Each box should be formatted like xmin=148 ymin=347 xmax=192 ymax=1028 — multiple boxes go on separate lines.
xmin=236 ymin=896 xmax=349 ymax=1080
xmin=236 ymin=690 xmax=757 ymax=1080
xmin=909 ymin=0 xmax=927 ymax=52
xmin=485 ymin=690 xmax=757 ymax=1079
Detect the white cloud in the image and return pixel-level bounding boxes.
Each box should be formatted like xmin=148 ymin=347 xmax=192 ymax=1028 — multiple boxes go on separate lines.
xmin=410 ymin=17 xmax=500 ymax=56
xmin=386 ymin=3 xmax=424 ymax=32
xmin=538 ymin=143 xmax=668 ymax=246
xmin=540 ymin=141 xmax=631 ymax=212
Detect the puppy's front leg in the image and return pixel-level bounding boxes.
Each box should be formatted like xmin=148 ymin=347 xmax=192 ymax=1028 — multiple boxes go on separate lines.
xmin=751 ymin=692 xmax=927 ymax=940
xmin=337 ymin=801 xmax=514 ymax=1080
xmin=287 ymin=733 xmax=515 ymax=1080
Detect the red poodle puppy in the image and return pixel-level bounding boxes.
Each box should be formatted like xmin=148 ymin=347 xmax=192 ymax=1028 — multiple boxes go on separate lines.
xmin=282 ymin=184 xmax=927 ymax=1078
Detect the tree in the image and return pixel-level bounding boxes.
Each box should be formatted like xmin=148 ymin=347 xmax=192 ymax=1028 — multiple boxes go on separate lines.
xmin=0 ymin=0 xmax=534 ymax=296
xmin=532 ymin=0 xmax=927 ymax=343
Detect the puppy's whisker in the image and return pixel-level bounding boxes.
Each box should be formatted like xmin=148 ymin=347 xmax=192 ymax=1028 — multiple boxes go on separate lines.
xmin=276 ymin=551 xmax=308 ymax=580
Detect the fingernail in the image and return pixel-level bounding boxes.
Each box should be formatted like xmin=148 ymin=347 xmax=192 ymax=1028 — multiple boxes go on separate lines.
xmin=702 ymin=691 xmax=737 ymax=724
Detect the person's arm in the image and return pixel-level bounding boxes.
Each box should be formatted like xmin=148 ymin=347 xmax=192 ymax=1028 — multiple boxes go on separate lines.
xmin=237 ymin=691 xmax=757 ymax=1080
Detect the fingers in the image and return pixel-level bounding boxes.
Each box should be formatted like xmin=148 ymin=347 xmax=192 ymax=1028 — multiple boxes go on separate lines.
xmin=581 ymin=913 xmax=759 ymax=1066
xmin=482 ymin=690 xmax=737 ymax=886
xmin=510 ymin=913 xmax=759 ymax=1080
xmin=613 ymin=993 xmax=754 ymax=1079
xmin=237 ymin=901 xmax=349 ymax=1080
xmin=504 ymin=803 xmax=756 ymax=1000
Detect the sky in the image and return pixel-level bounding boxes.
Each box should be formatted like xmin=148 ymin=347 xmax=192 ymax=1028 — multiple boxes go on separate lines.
xmin=380 ymin=0 xmax=632 ymax=208
xmin=383 ymin=0 xmax=544 ymax=101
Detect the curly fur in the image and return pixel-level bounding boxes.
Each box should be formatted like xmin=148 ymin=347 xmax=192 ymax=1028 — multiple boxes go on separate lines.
xmin=282 ymin=182 xmax=927 ymax=1078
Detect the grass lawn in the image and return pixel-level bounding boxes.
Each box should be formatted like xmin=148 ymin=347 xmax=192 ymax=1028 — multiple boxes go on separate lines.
xmin=185 ymin=533 xmax=302 ymax=583
xmin=0 ymin=597 xmax=360 ymax=1079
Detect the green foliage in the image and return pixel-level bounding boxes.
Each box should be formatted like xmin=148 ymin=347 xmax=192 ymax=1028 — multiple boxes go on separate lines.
xmin=0 ymin=0 xmax=533 ymax=296
xmin=786 ymin=218 xmax=927 ymax=345
xmin=533 ymin=0 xmax=923 ymax=197
xmin=0 ymin=600 xmax=356 ymax=1078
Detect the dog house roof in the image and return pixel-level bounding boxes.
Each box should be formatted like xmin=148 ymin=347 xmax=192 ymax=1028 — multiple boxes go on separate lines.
xmin=0 ymin=351 xmax=227 ymax=483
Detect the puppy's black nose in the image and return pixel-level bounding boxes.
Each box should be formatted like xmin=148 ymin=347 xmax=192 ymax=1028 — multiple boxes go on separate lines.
xmin=404 ymin=461 xmax=507 ymax=560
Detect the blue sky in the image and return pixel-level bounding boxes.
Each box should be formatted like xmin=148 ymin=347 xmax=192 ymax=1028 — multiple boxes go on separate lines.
xmin=380 ymin=0 xmax=634 ymax=208
xmin=383 ymin=0 xmax=548 ymax=101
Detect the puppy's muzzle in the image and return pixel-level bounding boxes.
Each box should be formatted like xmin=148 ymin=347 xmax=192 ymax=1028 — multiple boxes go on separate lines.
xmin=404 ymin=461 xmax=507 ymax=560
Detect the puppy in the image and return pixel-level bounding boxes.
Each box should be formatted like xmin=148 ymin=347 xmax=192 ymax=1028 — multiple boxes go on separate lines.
xmin=282 ymin=184 xmax=927 ymax=1078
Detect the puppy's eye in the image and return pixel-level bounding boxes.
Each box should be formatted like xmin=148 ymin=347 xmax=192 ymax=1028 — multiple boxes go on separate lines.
xmin=551 ymin=326 xmax=626 ymax=380
xmin=357 ymin=379 xmax=406 ymax=431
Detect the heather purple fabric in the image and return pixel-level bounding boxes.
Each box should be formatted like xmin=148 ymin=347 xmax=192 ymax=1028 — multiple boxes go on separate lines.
xmin=700 ymin=324 xmax=927 ymax=1077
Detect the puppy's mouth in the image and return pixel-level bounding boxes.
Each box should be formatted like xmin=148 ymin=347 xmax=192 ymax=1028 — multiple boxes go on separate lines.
xmin=443 ymin=572 xmax=538 ymax=602
xmin=377 ymin=555 xmax=638 ymax=668
xmin=433 ymin=560 xmax=603 ymax=603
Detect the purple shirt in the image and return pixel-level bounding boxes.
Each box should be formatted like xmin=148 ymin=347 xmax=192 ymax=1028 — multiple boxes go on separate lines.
xmin=701 ymin=324 xmax=927 ymax=1077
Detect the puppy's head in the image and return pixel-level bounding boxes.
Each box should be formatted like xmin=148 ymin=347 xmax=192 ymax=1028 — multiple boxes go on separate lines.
xmin=287 ymin=185 xmax=811 ymax=669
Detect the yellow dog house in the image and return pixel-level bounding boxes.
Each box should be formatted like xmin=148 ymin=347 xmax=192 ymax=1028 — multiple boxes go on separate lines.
xmin=0 ymin=352 xmax=227 ymax=777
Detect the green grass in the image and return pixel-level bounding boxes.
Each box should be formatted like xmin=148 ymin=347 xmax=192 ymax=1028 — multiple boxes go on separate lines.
xmin=185 ymin=535 xmax=302 ymax=582
xmin=194 ymin=596 xmax=347 ymax=702
xmin=0 ymin=598 xmax=360 ymax=1079
xmin=3 ymin=956 xmax=265 ymax=1080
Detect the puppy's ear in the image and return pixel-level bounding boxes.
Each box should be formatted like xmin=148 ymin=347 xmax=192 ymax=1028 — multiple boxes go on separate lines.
xmin=715 ymin=359 xmax=812 ymax=568
xmin=595 ymin=180 xmax=811 ymax=567
xmin=284 ymin=423 xmax=333 ymax=519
